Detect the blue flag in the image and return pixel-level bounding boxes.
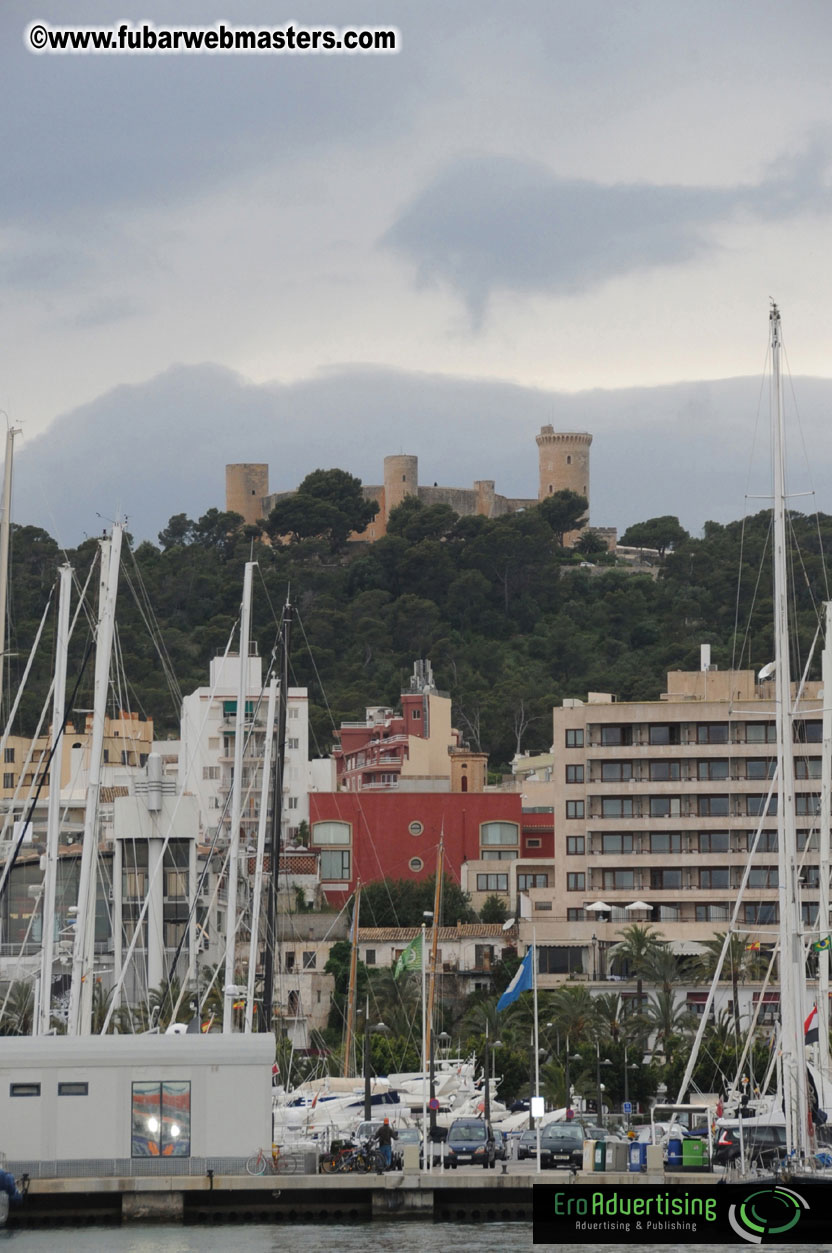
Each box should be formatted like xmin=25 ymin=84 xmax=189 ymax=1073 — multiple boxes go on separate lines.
xmin=496 ymin=946 xmax=534 ymax=1011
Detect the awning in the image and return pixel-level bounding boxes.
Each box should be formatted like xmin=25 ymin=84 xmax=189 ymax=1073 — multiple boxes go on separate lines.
xmin=625 ymin=900 xmax=652 ymax=911
xmin=668 ymin=940 xmax=709 ymax=956
xmin=585 ymin=901 xmax=612 ymax=912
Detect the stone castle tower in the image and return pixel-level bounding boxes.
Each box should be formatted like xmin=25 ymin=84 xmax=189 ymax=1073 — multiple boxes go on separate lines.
xmin=536 ymin=427 xmax=592 ymax=545
xmin=226 ymin=464 xmax=269 ymax=527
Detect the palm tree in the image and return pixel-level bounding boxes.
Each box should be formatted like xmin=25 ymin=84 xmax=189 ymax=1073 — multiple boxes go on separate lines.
xmin=644 ymin=989 xmax=698 ymax=1057
xmin=691 ymin=932 xmax=771 ymax=1054
xmin=548 ymin=985 xmax=598 ymax=1046
xmin=0 ymin=980 xmax=34 ymax=1035
xmin=608 ymin=923 xmax=665 ymax=1013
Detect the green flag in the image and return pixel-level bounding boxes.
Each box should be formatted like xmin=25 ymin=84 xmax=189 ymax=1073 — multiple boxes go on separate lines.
xmin=394 ymin=935 xmax=422 ymax=980
xmin=812 ymin=936 xmax=831 ymax=953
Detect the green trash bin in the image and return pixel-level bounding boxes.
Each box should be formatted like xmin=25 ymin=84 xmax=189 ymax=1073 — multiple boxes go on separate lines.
xmin=681 ymin=1138 xmax=708 ymax=1171
xmin=593 ymin=1140 xmax=607 ymax=1172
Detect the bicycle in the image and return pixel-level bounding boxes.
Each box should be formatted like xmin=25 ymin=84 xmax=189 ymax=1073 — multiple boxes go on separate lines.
xmin=334 ymin=1139 xmax=384 ymax=1174
xmin=320 ymin=1143 xmax=356 ymax=1174
xmin=246 ymin=1144 xmax=299 ymax=1175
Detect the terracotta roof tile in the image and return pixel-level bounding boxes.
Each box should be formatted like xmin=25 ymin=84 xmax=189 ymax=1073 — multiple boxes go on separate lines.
xmin=357 ymin=924 xmax=517 ymax=942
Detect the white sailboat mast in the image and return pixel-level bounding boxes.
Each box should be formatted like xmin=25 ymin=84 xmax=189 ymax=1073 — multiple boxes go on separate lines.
xmin=770 ymin=304 xmax=810 ymax=1158
xmin=37 ymin=564 xmax=72 ymax=1035
xmin=68 ymin=524 xmax=123 ymax=1036
xmin=223 ymin=560 xmax=254 ymax=1034
xmin=818 ymin=600 xmax=832 ymax=1078
xmin=0 ymin=426 xmax=19 ymax=722
xmin=245 ymin=676 xmax=277 ymax=1033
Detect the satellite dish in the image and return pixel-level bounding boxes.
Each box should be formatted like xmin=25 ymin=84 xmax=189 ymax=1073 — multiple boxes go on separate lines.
xmin=758 ymin=661 xmax=777 ymax=681
xmin=502 ymin=917 xmax=516 ymax=931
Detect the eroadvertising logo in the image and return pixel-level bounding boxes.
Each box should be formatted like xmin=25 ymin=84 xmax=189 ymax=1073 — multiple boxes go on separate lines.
xmin=533 ymin=1183 xmax=823 ymax=1246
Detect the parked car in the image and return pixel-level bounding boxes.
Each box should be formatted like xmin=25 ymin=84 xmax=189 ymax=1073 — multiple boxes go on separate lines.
xmin=471 ymin=1128 xmax=507 ymax=1166
xmin=445 ymin=1118 xmax=494 ymax=1167
xmin=714 ymin=1125 xmax=786 ymax=1167
xmin=516 ymin=1129 xmax=539 ymax=1160
xmin=393 ymin=1126 xmax=424 ymax=1169
xmin=538 ymin=1124 xmax=585 ymax=1171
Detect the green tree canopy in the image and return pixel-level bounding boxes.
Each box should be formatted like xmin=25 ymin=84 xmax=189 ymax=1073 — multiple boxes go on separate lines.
xmin=620 ymin=515 xmax=689 ymax=558
xmin=357 ymin=875 xmax=476 ymax=928
xmin=537 ymin=490 xmax=588 ymax=545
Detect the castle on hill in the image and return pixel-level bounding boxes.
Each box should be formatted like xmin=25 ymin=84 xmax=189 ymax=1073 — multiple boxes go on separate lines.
xmin=226 ymin=427 xmax=616 ymax=547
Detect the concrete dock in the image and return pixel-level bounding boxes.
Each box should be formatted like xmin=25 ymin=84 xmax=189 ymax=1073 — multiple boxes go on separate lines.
xmin=6 ymin=1167 xmax=717 ymax=1228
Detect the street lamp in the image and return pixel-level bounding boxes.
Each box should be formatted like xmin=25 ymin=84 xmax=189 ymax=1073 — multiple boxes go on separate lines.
xmin=359 ymin=1003 xmax=389 ymax=1121
xmin=595 ymin=1042 xmax=613 ymax=1129
xmin=564 ymin=1043 xmax=582 ymax=1121
xmin=623 ymin=1053 xmax=639 ymax=1131
xmin=429 ymin=1030 xmax=451 ymax=1142
xmin=591 ymin=932 xmax=598 ymax=982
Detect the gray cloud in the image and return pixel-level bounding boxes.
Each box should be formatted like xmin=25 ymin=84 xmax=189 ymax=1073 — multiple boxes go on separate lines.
xmin=383 ymin=146 xmax=832 ymax=323
xmin=13 ymin=362 xmax=832 ymax=548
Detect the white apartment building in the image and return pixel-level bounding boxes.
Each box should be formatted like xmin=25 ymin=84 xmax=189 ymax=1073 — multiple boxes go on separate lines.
xmin=526 ymin=662 xmax=826 ymax=988
xmin=179 ymin=651 xmax=310 ymax=845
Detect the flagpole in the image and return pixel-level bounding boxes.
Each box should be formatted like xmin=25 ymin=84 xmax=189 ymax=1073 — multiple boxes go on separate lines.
xmin=422 ymin=920 xmax=428 ymax=1174
xmin=533 ymin=927 xmax=541 ymax=1173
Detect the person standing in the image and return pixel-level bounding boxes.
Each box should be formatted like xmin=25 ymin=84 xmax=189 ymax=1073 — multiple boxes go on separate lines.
xmin=374 ymin=1118 xmax=398 ymax=1171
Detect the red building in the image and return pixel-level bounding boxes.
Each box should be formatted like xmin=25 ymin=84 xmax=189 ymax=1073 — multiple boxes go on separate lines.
xmin=309 ymin=791 xmax=527 ymax=905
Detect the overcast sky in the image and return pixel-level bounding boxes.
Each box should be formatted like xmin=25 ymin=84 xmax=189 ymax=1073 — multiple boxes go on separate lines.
xmin=4 ymin=0 xmax=832 ymax=538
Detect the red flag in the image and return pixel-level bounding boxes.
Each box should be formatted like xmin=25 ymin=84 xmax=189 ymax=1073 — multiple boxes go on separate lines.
xmin=805 ymin=1005 xmax=819 ymax=1044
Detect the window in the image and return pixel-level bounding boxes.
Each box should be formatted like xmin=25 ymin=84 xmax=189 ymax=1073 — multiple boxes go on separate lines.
xmin=698 ymin=759 xmax=729 ymax=780
xmin=3 ymin=772 xmax=13 ymax=788
xmin=302 ymin=951 xmax=316 ymax=970
xmin=650 ymin=796 xmax=681 ymax=817
xmin=649 ymin=724 xmax=680 ymax=746
xmin=518 ymin=873 xmax=549 ymax=890
xmin=4 ymin=747 xmax=13 ymax=763
xmin=482 ymin=849 xmax=518 ymax=860
xmin=480 ymin=822 xmax=519 ymax=845
xmin=566 ymin=836 xmax=585 ymax=855
xmin=747 ymin=795 xmax=777 ymax=817
xmin=364 ymin=949 xmax=376 ymax=965
xmin=697 ymin=723 xmax=729 ymax=744
xmin=746 ymin=722 xmax=776 ymax=743
xmin=566 ymin=800 xmax=585 ymax=819
xmin=802 ymin=903 xmax=819 ymax=925
xmin=208 ymin=736 xmax=220 ymax=750
xmin=744 ymin=903 xmax=778 ymax=924
xmin=566 ymin=872 xmax=585 ymax=891
xmin=131 ymin=1081 xmax=191 ymax=1157
xmin=601 ymin=798 xmax=633 ymax=818
xmin=408 ymin=821 xmax=424 ymax=836
xmin=535 ymin=901 xmax=553 ymax=911
xmin=748 ymin=830 xmax=778 ymax=852
xmin=411 ymin=708 xmax=421 ymax=720
xmin=320 ymin=849 xmax=351 ymax=880
xmin=202 ymin=766 xmax=219 ymax=780
xmin=600 ymin=726 xmax=632 ymax=746
xmin=650 ymin=869 xmax=682 ymax=889
xmin=746 ymin=758 xmax=776 ymax=779
xmin=287 ymin=796 xmax=299 ymax=810
xmin=699 ymin=868 xmax=730 ymax=889
xmin=312 ymin=821 xmax=351 ymax=845
xmin=567 ymin=908 xmax=583 ymax=921
xmin=409 ymin=857 xmax=424 ymax=872
xmin=289 ymin=707 xmax=299 ymax=719
xmin=796 ymin=794 xmax=821 ymax=816
xmin=698 ymin=795 xmax=729 ymax=816
xmin=650 ymin=832 xmax=681 ymax=853
xmin=526 ymin=838 xmax=542 ymax=848
xmin=695 ymin=904 xmax=730 ymax=921
xmin=748 ymin=867 xmax=778 ymax=888
xmin=287 ymin=738 xmax=299 ymax=750
xmin=601 ymin=833 xmax=633 ymax=854
xmin=477 ymin=873 xmax=508 ymax=892
xmin=601 ymin=869 xmax=635 ymax=889
xmin=10 ymin=1083 xmax=40 ymax=1097
xmin=565 ymin=729 xmax=584 ymax=748
xmin=795 ymin=758 xmax=822 ymax=779
xmin=601 ymin=761 xmax=633 ymax=782
xmin=794 ymin=720 xmax=822 ymax=743
xmin=649 ymin=760 xmax=680 ymax=781
xmin=798 ymin=830 xmax=818 ymax=852
xmin=566 ymin=764 xmax=584 ymax=783
xmin=538 ymin=946 xmax=585 ymax=974
xmin=699 ymin=831 xmax=729 ymax=853
xmin=58 ymin=1082 xmax=89 ymax=1096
